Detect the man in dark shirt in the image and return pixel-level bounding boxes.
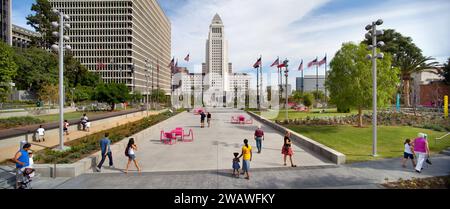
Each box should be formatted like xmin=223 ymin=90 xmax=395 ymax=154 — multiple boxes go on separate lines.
xmin=200 ymin=112 xmax=206 ymax=128
xmin=207 ymin=112 xmax=212 ymax=128
xmin=254 ymin=125 xmax=264 ymax=153
xmin=96 ymin=133 xmax=114 ymax=172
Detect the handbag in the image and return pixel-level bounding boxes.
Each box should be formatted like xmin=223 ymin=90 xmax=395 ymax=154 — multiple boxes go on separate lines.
xmin=425 ymin=155 xmax=432 ymax=165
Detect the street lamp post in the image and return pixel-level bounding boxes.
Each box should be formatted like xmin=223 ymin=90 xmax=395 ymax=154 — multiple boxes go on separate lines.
xmin=51 ymin=9 xmax=71 ymax=151
xmin=365 ymin=19 xmax=385 ymax=157
xmin=145 ymin=59 xmax=150 ymax=114
xmin=283 ymin=59 xmax=289 ymax=121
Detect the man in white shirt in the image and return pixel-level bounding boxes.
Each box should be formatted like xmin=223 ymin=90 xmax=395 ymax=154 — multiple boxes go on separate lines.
xmin=36 ymin=125 xmax=45 ymax=142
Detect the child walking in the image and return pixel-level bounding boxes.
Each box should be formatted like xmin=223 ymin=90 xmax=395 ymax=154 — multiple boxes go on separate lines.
xmin=232 ymin=152 xmax=240 ymax=177
xmin=402 ymin=139 xmax=416 ymax=168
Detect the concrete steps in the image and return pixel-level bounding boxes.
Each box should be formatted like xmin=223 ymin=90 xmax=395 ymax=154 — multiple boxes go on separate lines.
xmin=0 ymin=166 xmax=15 ymax=189
xmin=0 ymin=166 xmax=41 ymax=189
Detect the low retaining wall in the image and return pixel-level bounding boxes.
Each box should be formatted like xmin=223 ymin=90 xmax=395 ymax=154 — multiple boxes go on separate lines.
xmin=247 ymin=111 xmax=346 ymax=164
xmin=34 ymin=110 xmax=181 ymax=178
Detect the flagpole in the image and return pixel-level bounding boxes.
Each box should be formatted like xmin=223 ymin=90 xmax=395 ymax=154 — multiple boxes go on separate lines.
xmin=260 ymin=55 xmax=263 ymax=109
xmin=316 ymin=57 xmax=319 ymax=101
xmin=256 ymin=57 xmax=260 ymax=110
xmin=324 ymin=54 xmax=327 ymax=108
xmin=279 ymin=63 xmax=283 ymax=108
xmin=301 ymin=62 xmax=304 ymax=94
xmin=157 ymin=59 xmax=159 ymax=110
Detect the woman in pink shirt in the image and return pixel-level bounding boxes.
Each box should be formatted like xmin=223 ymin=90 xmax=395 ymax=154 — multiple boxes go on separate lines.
xmin=413 ymin=133 xmax=429 ymax=173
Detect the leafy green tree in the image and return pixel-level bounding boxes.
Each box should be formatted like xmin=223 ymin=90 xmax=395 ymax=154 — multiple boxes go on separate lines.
xmin=440 ymin=58 xmax=450 ymax=86
xmin=363 ymin=29 xmax=439 ymax=106
xmin=71 ymin=85 xmax=94 ymax=103
xmin=291 ymin=90 xmax=303 ymax=103
xmin=326 ymin=42 xmax=399 ymax=127
xmin=64 ymin=55 xmax=101 ymax=87
xmin=152 ymin=89 xmax=168 ymax=104
xmin=38 ymin=83 xmax=58 ymax=106
xmin=26 ymin=0 xmax=58 ymax=48
xmin=131 ymin=91 xmax=143 ymax=104
xmin=311 ymin=90 xmax=326 ymax=102
xmin=0 ymin=42 xmax=18 ymax=102
xmin=13 ymin=47 xmax=58 ymax=92
xmin=93 ymin=83 xmax=130 ymax=110
xmin=302 ymin=93 xmax=314 ymax=108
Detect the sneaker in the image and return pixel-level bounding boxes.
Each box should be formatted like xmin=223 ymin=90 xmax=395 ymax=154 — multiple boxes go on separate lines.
xmin=95 ymin=167 xmax=101 ymax=172
xmin=415 ymin=169 xmax=421 ymax=173
xmin=109 ymin=165 xmax=115 ymax=169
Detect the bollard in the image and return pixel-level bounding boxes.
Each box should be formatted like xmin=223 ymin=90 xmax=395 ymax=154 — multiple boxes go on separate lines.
xmin=445 ymin=95 xmax=448 ymax=118
xmin=53 ymin=164 xmax=56 ymax=178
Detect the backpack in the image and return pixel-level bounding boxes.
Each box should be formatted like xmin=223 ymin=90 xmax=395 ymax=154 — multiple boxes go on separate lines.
xmin=124 ymin=146 xmax=130 ymax=157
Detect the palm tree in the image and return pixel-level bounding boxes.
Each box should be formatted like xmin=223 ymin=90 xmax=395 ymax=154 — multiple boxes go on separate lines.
xmin=398 ymin=56 xmax=439 ymax=107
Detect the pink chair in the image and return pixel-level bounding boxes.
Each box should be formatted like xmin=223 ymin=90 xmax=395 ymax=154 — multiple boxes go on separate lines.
xmin=182 ymin=129 xmax=194 ymax=142
xmin=231 ymin=116 xmax=239 ymax=124
xmin=238 ymin=115 xmax=245 ymax=124
xmin=172 ymin=128 xmax=184 ymax=141
xmin=160 ymin=130 xmax=177 ymax=145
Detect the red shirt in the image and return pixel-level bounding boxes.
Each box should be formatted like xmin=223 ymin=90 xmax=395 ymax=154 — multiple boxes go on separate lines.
xmin=254 ymin=129 xmax=264 ymax=137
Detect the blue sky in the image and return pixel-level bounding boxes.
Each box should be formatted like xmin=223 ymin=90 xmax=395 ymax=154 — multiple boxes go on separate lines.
xmin=12 ymin=0 xmax=450 ymax=87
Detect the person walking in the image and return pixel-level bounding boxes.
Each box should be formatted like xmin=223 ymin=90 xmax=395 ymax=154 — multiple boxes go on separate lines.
xmin=63 ymin=120 xmax=70 ymax=135
xmin=402 ymin=139 xmax=416 ymax=168
xmin=36 ymin=125 xmax=45 ymax=142
xmin=282 ymin=132 xmax=297 ymax=167
xmin=200 ymin=111 xmax=206 ymax=128
xmin=207 ymin=112 xmax=212 ymax=128
xmin=254 ymin=125 xmax=264 ymax=153
xmin=80 ymin=114 xmax=88 ymax=131
xmin=238 ymin=139 xmax=252 ymax=180
xmin=124 ymin=138 xmax=141 ymax=174
xmin=413 ymin=133 xmax=429 ymax=173
xmin=13 ymin=143 xmax=31 ymax=189
xmin=96 ymin=133 xmax=114 ymax=172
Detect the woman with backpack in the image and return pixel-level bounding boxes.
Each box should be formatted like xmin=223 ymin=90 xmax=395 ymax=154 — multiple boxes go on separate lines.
xmin=124 ymin=138 xmax=141 ymax=174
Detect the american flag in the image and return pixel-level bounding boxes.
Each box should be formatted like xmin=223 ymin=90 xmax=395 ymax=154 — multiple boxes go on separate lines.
xmin=318 ymin=55 xmax=327 ymax=66
xmin=298 ymin=59 xmax=304 ymax=71
xmin=253 ymin=57 xmax=262 ymax=68
xmin=307 ymin=58 xmax=318 ymax=68
xmin=270 ymin=57 xmax=279 ymax=67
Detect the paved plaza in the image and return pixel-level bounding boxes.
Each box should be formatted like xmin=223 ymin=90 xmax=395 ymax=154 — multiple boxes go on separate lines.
xmin=32 ymin=154 xmax=450 ymax=189
xmin=88 ymin=108 xmax=332 ymax=174
xmin=4 ymin=108 xmax=450 ymax=189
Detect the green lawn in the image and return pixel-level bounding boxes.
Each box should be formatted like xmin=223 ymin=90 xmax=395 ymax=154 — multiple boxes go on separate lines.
xmin=32 ymin=111 xmax=114 ymax=122
xmin=286 ymin=125 xmax=450 ymax=163
xmin=255 ymin=108 xmax=369 ymax=121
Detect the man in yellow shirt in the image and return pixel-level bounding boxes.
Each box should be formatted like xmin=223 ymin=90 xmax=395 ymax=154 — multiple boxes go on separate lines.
xmin=238 ymin=139 xmax=252 ymax=180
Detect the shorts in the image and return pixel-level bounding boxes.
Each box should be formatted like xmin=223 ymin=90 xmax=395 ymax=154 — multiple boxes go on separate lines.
xmin=38 ymin=135 xmax=45 ymax=140
xmin=128 ymin=154 xmax=136 ymax=160
xmin=242 ymin=160 xmax=250 ymax=172
xmin=403 ymin=152 xmax=414 ymax=159
xmin=201 ymin=119 xmax=205 ymax=123
xmin=63 ymin=127 xmax=68 ymax=131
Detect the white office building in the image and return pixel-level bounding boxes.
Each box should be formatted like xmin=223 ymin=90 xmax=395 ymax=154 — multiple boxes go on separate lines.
xmin=49 ymin=0 xmax=172 ymax=98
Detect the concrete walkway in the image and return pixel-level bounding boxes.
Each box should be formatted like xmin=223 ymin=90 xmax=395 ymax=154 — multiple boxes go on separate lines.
xmin=34 ymin=154 xmax=450 ymax=189
xmin=0 ymin=109 xmax=164 ymax=163
xmin=81 ymin=108 xmax=332 ymax=174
